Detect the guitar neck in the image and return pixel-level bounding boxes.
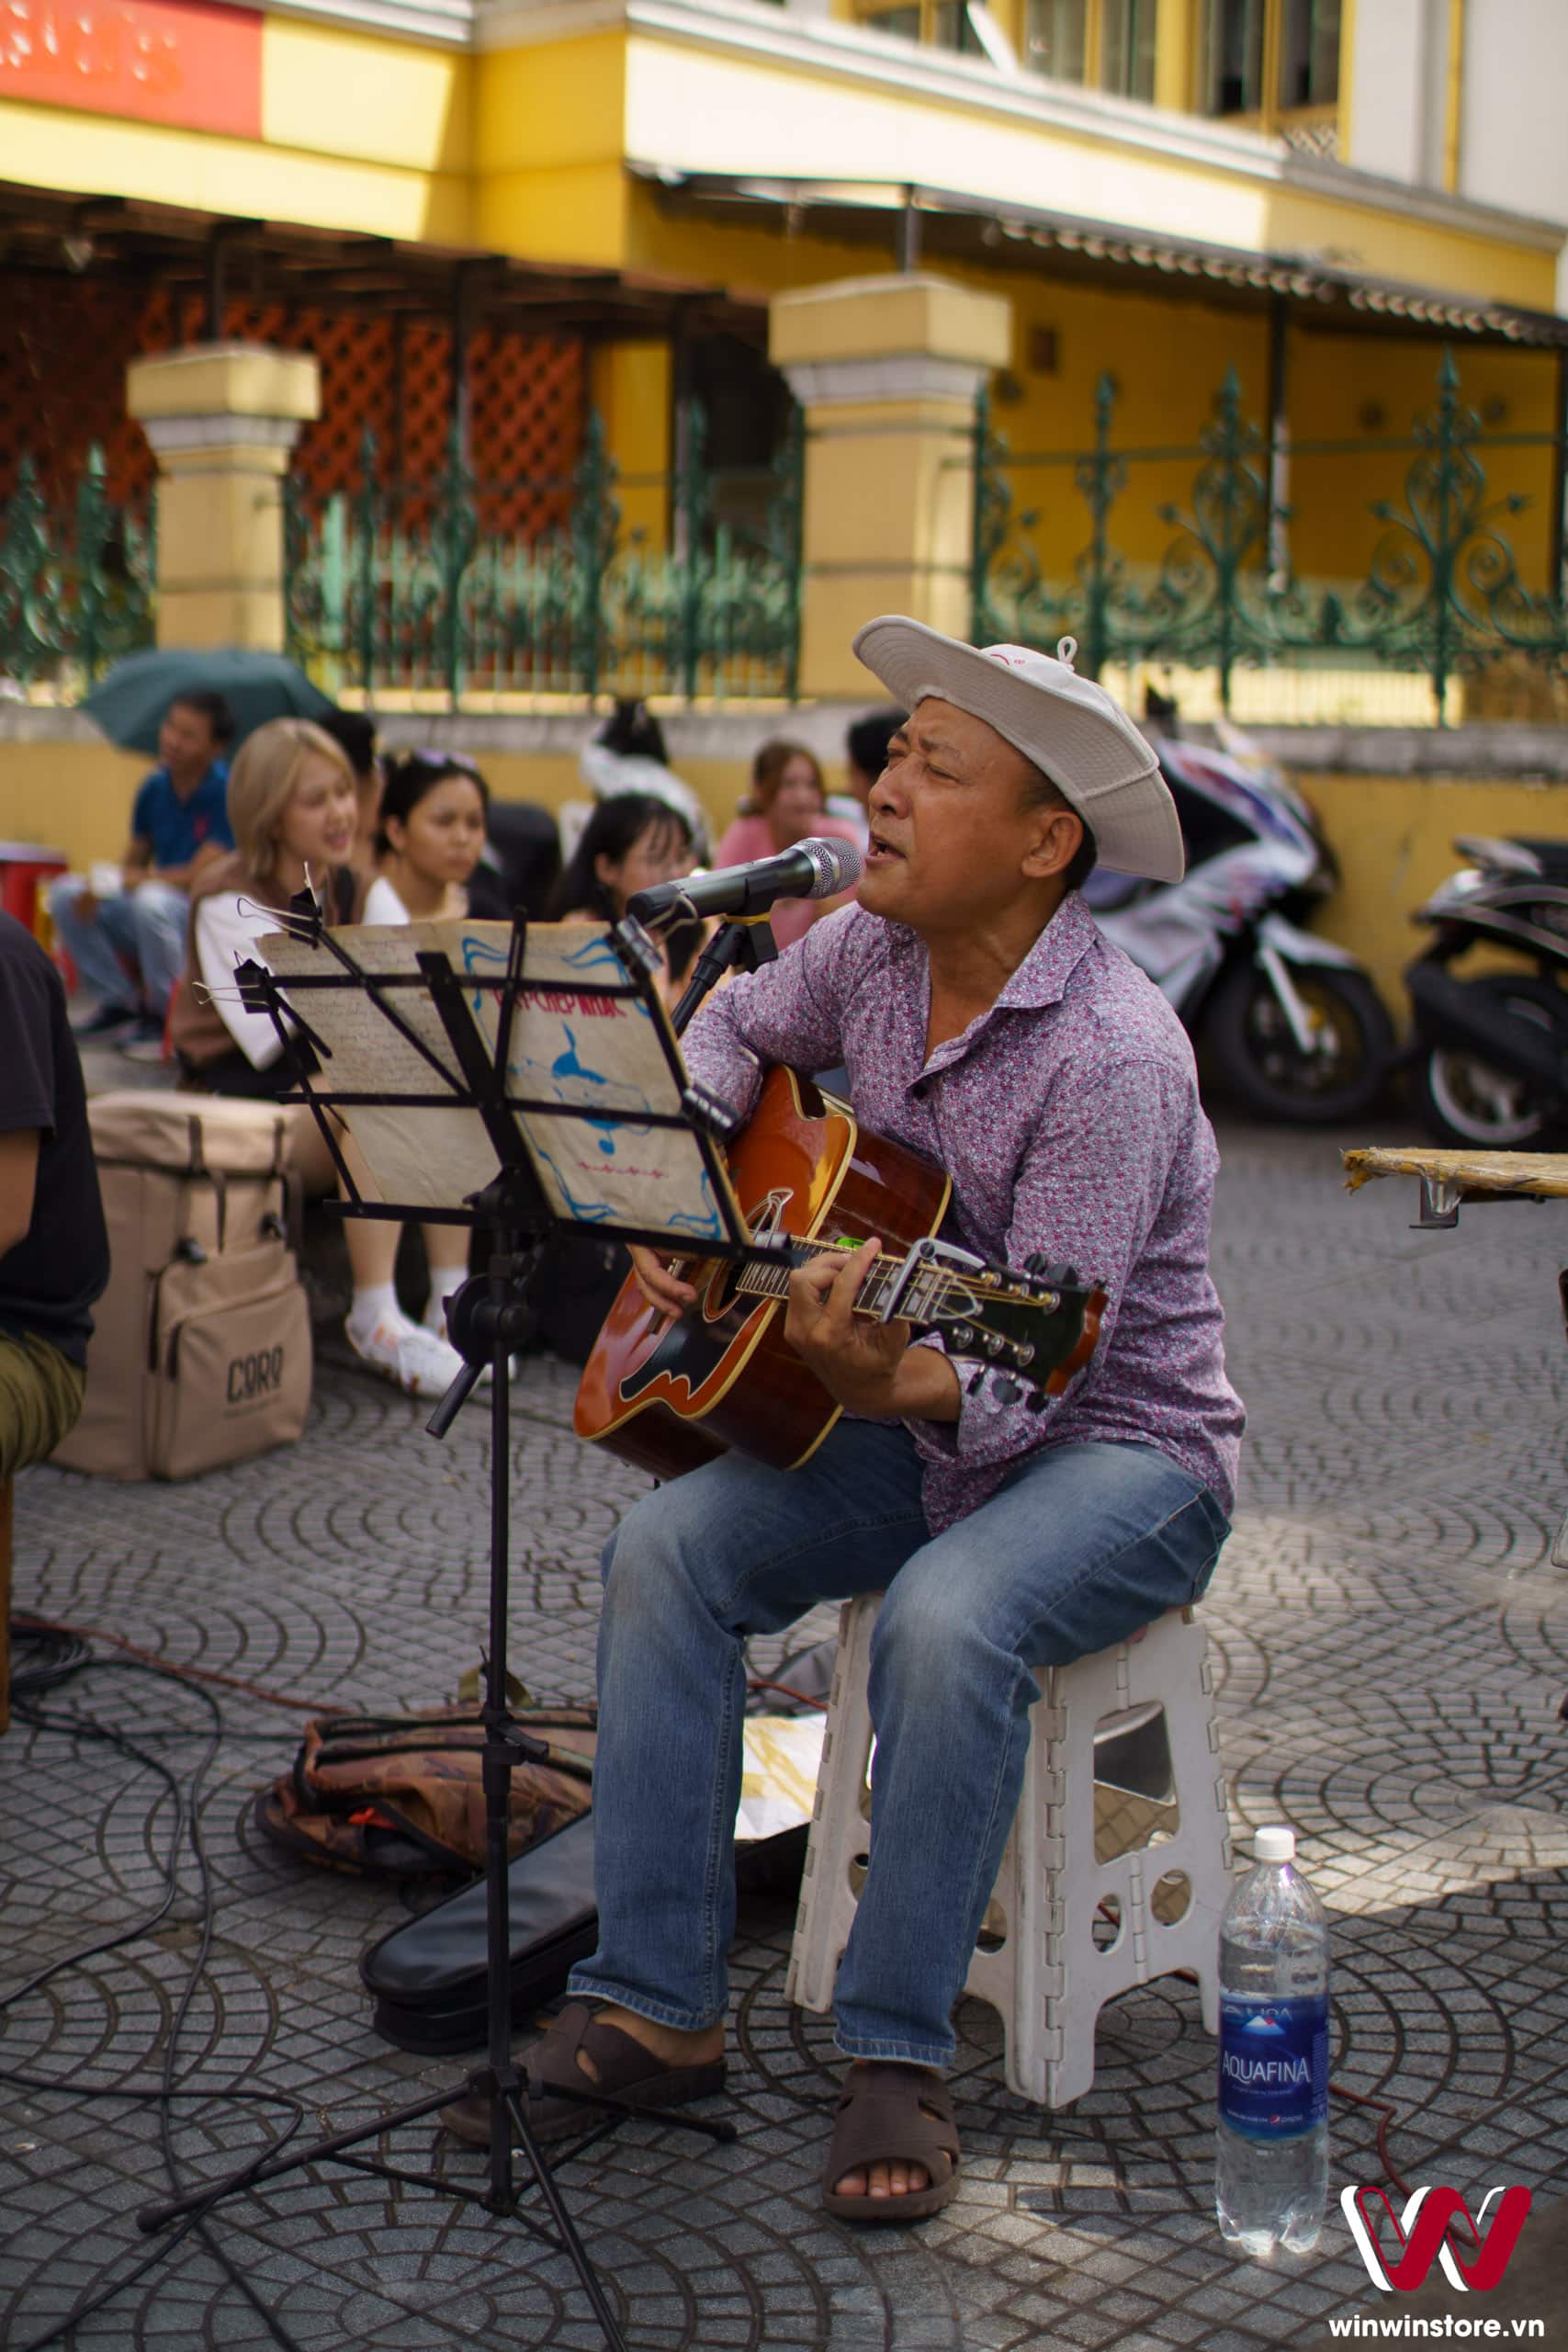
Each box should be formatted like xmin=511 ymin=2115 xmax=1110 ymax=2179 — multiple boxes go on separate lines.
xmin=735 ymin=1242 xmax=966 ymax=1329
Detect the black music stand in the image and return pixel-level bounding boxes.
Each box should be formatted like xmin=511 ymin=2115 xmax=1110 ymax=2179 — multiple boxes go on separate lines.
xmin=136 ymin=895 xmax=780 ymax=2352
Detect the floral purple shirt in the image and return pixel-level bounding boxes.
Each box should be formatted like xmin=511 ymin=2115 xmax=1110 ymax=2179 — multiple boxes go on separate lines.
xmin=682 ymin=890 xmax=1244 ymax=1532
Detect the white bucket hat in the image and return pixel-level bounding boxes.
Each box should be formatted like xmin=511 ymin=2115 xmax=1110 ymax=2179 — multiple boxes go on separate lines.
xmin=852 ymin=615 xmax=1184 ymax=885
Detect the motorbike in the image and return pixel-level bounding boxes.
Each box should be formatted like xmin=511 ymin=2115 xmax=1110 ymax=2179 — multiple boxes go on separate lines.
xmin=1083 ymin=738 xmax=1394 ymax=1123
xmin=1404 ymin=834 xmax=1568 ymax=1147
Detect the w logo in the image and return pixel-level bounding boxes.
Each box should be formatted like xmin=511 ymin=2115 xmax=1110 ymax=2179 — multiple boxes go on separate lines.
xmin=1340 ymin=2186 xmax=1532 ymax=2293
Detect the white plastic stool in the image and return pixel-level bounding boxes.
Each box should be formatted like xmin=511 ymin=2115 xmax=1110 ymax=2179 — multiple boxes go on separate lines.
xmin=786 ymin=1595 xmax=1232 ymax=2105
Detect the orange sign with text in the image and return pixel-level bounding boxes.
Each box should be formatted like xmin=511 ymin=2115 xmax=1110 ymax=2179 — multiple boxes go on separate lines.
xmin=0 ymin=0 xmax=263 ymax=140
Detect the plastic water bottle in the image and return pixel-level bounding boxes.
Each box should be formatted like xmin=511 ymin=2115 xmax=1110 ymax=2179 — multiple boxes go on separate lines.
xmin=1214 ymin=1825 xmax=1329 ymax=2257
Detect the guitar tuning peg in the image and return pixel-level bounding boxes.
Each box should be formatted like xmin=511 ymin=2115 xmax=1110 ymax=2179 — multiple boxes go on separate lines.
xmin=1026 ymin=1388 xmax=1051 ymax=1414
xmin=990 ymin=1375 xmax=1021 ymax=1407
xmin=966 ymin=1367 xmax=987 ymax=1396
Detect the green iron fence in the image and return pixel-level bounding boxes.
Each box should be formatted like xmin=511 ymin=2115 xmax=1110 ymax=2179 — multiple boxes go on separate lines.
xmin=285 ymin=400 xmax=805 ymax=705
xmin=0 ymin=450 xmax=156 ymax=689
xmin=971 ymin=354 xmax=1568 ymax=721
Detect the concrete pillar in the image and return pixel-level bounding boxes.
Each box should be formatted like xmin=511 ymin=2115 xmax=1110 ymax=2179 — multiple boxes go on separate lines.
xmin=769 ymin=274 xmax=1011 ymax=699
xmin=126 ymin=345 xmax=321 ymax=650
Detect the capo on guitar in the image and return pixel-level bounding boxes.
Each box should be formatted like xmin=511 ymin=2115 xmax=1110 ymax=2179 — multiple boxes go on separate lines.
xmin=879 ymin=1234 xmax=987 ymax=1326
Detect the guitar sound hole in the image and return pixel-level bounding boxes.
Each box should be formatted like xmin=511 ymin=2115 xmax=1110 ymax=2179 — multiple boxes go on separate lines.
xmin=704 ymin=1261 xmax=739 ymax=1318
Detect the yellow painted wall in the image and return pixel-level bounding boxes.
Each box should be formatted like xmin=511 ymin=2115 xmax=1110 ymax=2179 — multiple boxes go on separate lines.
xmin=473 ymin=33 xmax=629 ymax=265
xmin=628 ymin=185 xmax=1563 ymax=589
xmin=475 ymin=33 xmax=626 ymax=173
xmin=591 ymin=344 xmax=672 ymax=546
xmin=261 ymin=19 xmax=471 ymax=175
xmin=1286 ymin=336 xmax=1560 ymax=589
xmin=1298 ymin=769 xmax=1568 ymax=1013
xmin=0 ymin=742 xmax=152 ymax=874
xmin=0 ymin=97 xmax=472 ymax=243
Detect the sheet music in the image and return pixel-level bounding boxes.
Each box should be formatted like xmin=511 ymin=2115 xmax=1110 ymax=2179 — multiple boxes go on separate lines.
xmin=258 ymin=919 xmax=740 ymax=1241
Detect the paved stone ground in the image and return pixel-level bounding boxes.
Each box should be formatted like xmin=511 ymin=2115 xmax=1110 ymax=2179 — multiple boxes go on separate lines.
xmin=4 ymin=1115 xmax=1568 ymax=2350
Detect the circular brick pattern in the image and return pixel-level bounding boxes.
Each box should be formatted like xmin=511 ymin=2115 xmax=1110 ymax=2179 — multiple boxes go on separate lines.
xmin=6 ymin=1122 xmax=1568 ymax=2348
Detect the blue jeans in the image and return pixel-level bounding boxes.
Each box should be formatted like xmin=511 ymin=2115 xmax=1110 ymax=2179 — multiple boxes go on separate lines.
xmin=570 ymin=1422 xmax=1230 ymax=2068
xmin=49 ymin=873 xmax=188 ymax=1014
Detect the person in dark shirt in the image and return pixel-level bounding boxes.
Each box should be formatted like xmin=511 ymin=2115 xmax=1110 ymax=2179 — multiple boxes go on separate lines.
xmin=0 ymin=911 xmax=110 ymax=1481
xmin=50 ymin=689 xmax=236 ymax=1051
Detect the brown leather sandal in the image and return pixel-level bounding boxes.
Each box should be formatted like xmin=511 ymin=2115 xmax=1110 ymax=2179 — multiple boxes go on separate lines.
xmin=821 ymin=2061 xmax=961 ymax=2224
xmin=440 ymin=2001 xmax=727 ymax=2147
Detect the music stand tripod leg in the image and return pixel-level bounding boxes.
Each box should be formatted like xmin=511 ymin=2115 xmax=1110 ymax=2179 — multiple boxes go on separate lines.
xmin=136 ymin=1221 xmax=630 ymax=2352
xmin=152 ymin=913 xmax=755 ymax=2349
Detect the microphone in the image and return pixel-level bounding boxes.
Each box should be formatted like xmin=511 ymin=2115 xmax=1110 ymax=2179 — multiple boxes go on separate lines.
xmin=626 ymin=836 xmax=863 ymax=927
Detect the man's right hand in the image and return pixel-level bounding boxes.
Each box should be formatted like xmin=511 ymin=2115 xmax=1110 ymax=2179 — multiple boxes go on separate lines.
xmin=628 ymin=1245 xmax=697 ymax=1318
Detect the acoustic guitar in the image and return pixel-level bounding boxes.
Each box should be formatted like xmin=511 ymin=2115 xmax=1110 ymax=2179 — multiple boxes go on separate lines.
xmin=573 ymin=1066 xmax=1105 ymax=1482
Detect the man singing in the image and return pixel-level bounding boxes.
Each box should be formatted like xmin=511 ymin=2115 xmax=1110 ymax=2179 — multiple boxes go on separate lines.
xmin=508 ymin=620 xmax=1243 ymax=2219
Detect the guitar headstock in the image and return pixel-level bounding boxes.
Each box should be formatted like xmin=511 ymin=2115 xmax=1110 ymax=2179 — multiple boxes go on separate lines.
xmin=886 ymin=1241 xmax=1105 ymax=1410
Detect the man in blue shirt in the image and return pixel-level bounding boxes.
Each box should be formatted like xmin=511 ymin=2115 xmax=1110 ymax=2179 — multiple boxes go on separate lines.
xmin=51 ymin=691 xmax=236 ymax=1051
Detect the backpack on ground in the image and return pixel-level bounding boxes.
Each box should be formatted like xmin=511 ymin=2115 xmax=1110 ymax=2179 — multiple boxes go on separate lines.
xmin=54 ymin=1091 xmax=312 ymax=1481
xmin=254 ymin=1705 xmax=598 ymax=1877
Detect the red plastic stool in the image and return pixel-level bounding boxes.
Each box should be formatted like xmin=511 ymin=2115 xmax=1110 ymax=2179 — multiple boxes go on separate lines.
xmin=0 ymin=843 xmax=70 ymax=938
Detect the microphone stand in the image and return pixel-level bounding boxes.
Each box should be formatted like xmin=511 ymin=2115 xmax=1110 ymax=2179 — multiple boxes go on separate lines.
xmin=669 ymin=912 xmax=777 ymax=1039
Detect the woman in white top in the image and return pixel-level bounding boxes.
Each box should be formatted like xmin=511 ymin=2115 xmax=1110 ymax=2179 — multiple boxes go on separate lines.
xmin=168 ymin=719 xmax=471 ymax=1403
xmin=364 ymin=752 xmax=489 ymax=927
xmin=356 ymin=751 xmax=492 ymax=1364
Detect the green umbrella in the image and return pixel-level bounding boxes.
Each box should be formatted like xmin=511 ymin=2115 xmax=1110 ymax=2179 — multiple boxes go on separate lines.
xmin=83 ymin=648 xmax=337 ymax=756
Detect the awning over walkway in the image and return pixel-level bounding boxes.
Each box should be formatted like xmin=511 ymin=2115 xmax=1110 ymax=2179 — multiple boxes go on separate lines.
xmin=634 ymin=167 xmax=1568 ymax=351
xmin=0 ymin=177 xmax=763 ymax=342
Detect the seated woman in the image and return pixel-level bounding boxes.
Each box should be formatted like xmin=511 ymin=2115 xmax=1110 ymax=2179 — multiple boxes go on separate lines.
xmin=715 ymin=740 xmax=860 ymax=949
xmin=547 ymin=792 xmax=701 ymax=1001
xmin=166 ymin=718 xmax=468 ymax=1402
xmin=365 ymin=752 xmax=490 ymax=926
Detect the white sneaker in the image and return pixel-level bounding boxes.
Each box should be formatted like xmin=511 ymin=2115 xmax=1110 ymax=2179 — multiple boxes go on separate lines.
xmin=347 ymin=1313 xmax=467 ymax=1401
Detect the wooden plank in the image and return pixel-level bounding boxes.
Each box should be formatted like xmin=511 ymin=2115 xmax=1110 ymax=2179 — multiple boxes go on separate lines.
xmin=1343 ymin=1144 xmax=1568 ymax=1198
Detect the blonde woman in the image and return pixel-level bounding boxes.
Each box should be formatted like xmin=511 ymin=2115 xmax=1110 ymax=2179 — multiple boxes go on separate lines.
xmin=168 ymin=718 xmax=469 ymax=1400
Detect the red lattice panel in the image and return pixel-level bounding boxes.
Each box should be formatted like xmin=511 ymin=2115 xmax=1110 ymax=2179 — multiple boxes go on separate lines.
xmin=470 ymin=330 xmax=586 ymax=536
xmin=1 ymin=277 xmax=586 ymax=535
xmin=0 ymin=278 xmax=152 ymax=505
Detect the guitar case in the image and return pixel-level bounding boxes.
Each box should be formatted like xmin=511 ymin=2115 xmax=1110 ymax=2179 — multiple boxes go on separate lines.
xmin=362 ymin=1812 xmax=808 ymax=2053
xmin=363 ymin=1813 xmax=597 ymax=2053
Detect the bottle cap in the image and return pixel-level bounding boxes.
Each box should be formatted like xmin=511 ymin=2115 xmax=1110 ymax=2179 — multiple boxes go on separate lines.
xmin=1254 ymin=1825 xmax=1295 ymax=1863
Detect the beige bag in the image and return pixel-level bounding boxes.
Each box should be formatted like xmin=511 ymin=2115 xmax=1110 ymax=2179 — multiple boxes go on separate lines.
xmin=55 ymin=1092 xmax=312 ymax=1480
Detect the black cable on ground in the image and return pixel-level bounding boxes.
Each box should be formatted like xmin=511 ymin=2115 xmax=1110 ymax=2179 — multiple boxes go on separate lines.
xmin=1 ymin=1643 xmax=315 ymax=2352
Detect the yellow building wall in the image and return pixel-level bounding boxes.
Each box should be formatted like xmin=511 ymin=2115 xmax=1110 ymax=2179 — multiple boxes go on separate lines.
xmin=1297 ymin=770 xmax=1568 ymax=1013
xmin=620 ymin=33 xmax=1558 ymax=312
xmin=473 ymin=34 xmax=629 ymax=266
xmin=261 ymin=19 xmax=472 ymax=176
xmin=590 ymin=344 xmax=673 ymax=546
xmin=1285 ymin=336 xmax=1560 ymax=590
xmin=0 ymin=744 xmax=152 ymax=876
xmin=0 ymin=17 xmax=473 ymax=244
xmin=626 ymin=185 xmax=1562 ymax=591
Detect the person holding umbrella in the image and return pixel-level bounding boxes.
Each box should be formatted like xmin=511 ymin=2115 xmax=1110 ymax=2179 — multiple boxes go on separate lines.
xmin=51 ymin=690 xmax=236 ymax=1053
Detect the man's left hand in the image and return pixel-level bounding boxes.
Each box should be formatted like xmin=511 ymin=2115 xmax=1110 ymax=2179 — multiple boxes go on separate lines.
xmin=783 ymin=1237 xmax=913 ymax=1419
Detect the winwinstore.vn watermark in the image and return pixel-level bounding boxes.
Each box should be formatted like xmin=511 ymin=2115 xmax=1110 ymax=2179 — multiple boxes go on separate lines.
xmin=1327 ymin=2187 xmax=1545 ymax=2339
xmin=1328 ymin=2318 xmax=1543 ymax=2339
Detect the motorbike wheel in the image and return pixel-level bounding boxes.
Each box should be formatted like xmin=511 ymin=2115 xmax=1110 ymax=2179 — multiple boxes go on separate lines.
xmin=1410 ymin=978 xmax=1561 ymax=1148
xmin=1206 ymin=962 xmax=1394 ymax=1123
